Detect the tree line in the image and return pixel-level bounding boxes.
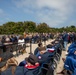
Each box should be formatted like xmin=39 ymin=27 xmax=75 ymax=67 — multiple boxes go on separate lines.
xmin=0 ymin=21 xmax=76 ymax=34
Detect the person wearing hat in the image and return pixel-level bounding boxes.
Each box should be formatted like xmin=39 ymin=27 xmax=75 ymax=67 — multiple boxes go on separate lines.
xmin=25 ymin=54 xmax=39 ymax=69
xmin=19 ymin=54 xmax=40 ymax=68
xmin=1 ymin=54 xmax=40 ymax=75
xmin=18 ymin=54 xmax=40 ymax=75
xmin=23 ymin=54 xmax=40 ymax=75
xmin=0 ymin=52 xmax=18 ymax=69
xmin=0 ymin=52 xmax=14 ymax=61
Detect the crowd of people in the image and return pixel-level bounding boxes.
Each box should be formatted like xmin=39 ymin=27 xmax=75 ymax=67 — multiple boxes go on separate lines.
xmin=0 ymin=38 xmax=63 ymax=75
xmin=0 ymin=32 xmax=76 ymax=75
xmin=0 ymin=33 xmax=54 ymax=55
xmin=0 ymin=32 xmax=60 ymax=75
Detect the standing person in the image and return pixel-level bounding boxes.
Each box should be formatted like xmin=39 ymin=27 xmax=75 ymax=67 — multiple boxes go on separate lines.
xmin=1 ymin=36 xmax=6 ymax=43
xmin=23 ymin=32 xmax=26 ymax=39
xmin=18 ymin=36 xmax=26 ymax=55
xmin=5 ymin=35 xmax=11 ymax=43
xmin=62 ymin=32 xmax=68 ymax=51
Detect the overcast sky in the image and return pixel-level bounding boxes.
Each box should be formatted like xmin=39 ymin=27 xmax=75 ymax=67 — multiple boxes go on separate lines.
xmin=0 ymin=0 xmax=76 ymax=28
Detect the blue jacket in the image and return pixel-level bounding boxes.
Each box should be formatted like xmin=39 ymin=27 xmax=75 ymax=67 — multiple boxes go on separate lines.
xmin=64 ymin=57 xmax=76 ymax=72
xmin=68 ymin=42 xmax=76 ymax=52
xmin=67 ymin=48 xmax=76 ymax=59
xmin=34 ymin=47 xmax=39 ymax=55
xmin=37 ymin=52 xmax=53 ymax=65
xmin=62 ymin=33 xmax=68 ymax=42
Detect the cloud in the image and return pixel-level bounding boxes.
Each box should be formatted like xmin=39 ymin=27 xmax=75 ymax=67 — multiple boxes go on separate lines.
xmin=13 ymin=0 xmax=76 ymax=27
xmin=0 ymin=9 xmax=3 ymax=13
xmin=0 ymin=8 xmax=4 ymax=16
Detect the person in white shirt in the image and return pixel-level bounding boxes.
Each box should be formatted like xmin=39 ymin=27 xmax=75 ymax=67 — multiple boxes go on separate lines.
xmin=18 ymin=36 xmax=26 ymax=55
xmin=18 ymin=36 xmax=25 ymax=46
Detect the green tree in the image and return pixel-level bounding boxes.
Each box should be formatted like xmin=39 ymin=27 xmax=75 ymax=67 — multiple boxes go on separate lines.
xmin=36 ymin=23 xmax=50 ymax=33
xmin=23 ymin=21 xmax=36 ymax=33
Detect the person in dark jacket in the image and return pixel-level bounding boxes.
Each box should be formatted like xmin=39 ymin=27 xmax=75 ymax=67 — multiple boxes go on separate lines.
xmin=34 ymin=42 xmax=43 ymax=55
xmin=68 ymin=41 xmax=76 ymax=52
xmin=23 ymin=54 xmax=40 ymax=75
xmin=1 ymin=54 xmax=40 ymax=75
xmin=0 ymin=52 xmax=18 ymax=68
xmin=57 ymin=49 xmax=76 ymax=74
xmin=64 ymin=57 xmax=76 ymax=73
xmin=0 ymin=52 xmax=15 ymax=61
xmin=67 ymin=49 xmax=76 ymax=59
xmin=62 ymin=32 xmax=68 ymax=50
xmin=36 ymin=47 xmax=53 ymax=65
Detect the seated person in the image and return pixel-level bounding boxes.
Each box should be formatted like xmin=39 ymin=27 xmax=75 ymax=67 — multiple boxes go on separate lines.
xmin=1 ymin=54 xmax=40 ymax=75
xmin=0 ymin=52 xmax=14 ymax=61
xmin=67 ymin=49 xmax=76 ymax=59
xmin=0 ymin=61 xmax=8 ymax=72
xmin=7 ymin=56 xmax=18 ymax=67
xmin=64 ymin=57 xmax=76 ymax=73
xmin=61 ymin=48 xmax=76 ymax=63
xmin=36 ymin=47 xmax=53 ymax=65
xmin=0 ymin=52 xmax=18 ymax=68
xmin=34 ymin=42 xmax=43 ymax=55
xmin=57 ymin=50 xmax=76 ymax=75
xmin=19 ymin=54 xmax=39 ymax=67
xmin=23 ymin=53 xmax=40 ymax=75
xmin=46 ymin=44 xmax=55 ymax=52
xmin=59 ymin=57 xmax=76 ymax=75
xmin=54 ymin=40 xmax=62 ymax=56
xmin=68 ymin=41 xmax=76 ymax=52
